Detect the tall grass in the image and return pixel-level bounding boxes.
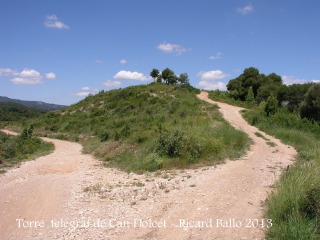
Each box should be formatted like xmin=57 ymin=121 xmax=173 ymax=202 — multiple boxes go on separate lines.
xmin=0 ymin=131 xmax=54 ymax=173
xmin=243 ymin=108 xmax=320 ymax=239
xmin=29 ymin=83 xmax=250 ymax=172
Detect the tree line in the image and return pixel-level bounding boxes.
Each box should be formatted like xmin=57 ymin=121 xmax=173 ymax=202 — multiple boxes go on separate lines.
xmin=150 ymin=68 xmax=189 ymax=85
xmin=226 ymin=67 xmax=320 ymax=121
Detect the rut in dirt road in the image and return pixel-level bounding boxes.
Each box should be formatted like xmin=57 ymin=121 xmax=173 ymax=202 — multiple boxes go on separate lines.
xmin=0 ymin=92 xmax=296 ymax=240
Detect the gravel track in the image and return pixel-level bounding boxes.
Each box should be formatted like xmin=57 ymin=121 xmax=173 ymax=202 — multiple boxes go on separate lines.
xmin=0 ymin=92 xmax=296 ymax=239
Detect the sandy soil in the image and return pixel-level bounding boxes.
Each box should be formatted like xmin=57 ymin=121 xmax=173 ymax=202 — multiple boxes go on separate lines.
xmin=0 ymin=92 xmax=296 ymax=240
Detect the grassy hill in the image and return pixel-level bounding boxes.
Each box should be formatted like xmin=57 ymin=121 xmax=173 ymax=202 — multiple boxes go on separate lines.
xmin=31 ymin=83 xmax=250 ymax=172
xmin=0 ymin=96 xmax=67 ymax=111
xmin=0 ymin=102 xmax=46 ymax=121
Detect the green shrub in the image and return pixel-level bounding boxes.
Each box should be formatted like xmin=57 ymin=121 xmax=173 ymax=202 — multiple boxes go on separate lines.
xmin=301 ymin=186 xmax=320 ymax=219
xmin=265 ymin=95 xmax=278 ymax=116
xmin=100 ymin=131 xmax=110 ymax=142
xmin=0 ymin=130 xmax=54 ymax=172
xmin=155 ymin=129 xmax=185 ymax=157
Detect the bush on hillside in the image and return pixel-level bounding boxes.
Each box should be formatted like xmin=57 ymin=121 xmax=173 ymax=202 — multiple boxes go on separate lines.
xmin=0 ymin=127 xmax=53 ymax=170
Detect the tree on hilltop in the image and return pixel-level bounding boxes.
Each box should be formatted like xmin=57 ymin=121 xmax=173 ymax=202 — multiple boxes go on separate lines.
xmin=179 ymin=73 xmax=189 ymax=85
xmin=151 ymin=68 xmax=190 ymax=85
xmin=162 ymin=68 xmax=175 ymax=85
xmin=150 ymin=68 xmax=159 ymax=82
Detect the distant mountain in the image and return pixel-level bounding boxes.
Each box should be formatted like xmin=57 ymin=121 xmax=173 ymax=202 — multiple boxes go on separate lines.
xmin=0 ymin=96 xmax=67 ymax=111
xmin=0 ymin=102 xmax=46 ymax=121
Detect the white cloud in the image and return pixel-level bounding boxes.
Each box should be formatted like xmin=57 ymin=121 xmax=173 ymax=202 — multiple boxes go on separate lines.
xmin=283 ymin=75 xmax=320 ymax=85
xmin=1 ymin=68 xmax=56 ymax=85
xmin=282 ymin=76 xmax=305 ymax=85
xmin=0 ymin=68 xmax=19 ymax=76
xmin=197 ymin=80 xmax=227 ymax=91
xmin=198 ymin=70 xmax=229 ymax=81
xmin=103 ymin=80 xmax=122 ymax=88
xmin=114 ymin=70 xmax=151 ymax=81
xmin=157 ymin=42 xmax=190 ymax=55
xmin=120 ymin=59 xmax=127 ymax=65
xmin=197 ymin=70 xmax=229 ymax=91
xmin=11 ymin=77 xmax=42 ymax=85
xmin=74 ymin=91 xmax=90 ymax=97
xmin=74 ymin=87 xmax=98 ymax=97
xmin=20 ymin=69 xmax=41 ymax=78
xmin=237 ymin=4 xmax=254 ymax=15
xmin=44 ymin=15 xmax=69 ymax=29
xmin=10 ymin=68 xmax=42 ymax=85
xmin=45 ymin=72 xmax=56 ymax=79
xmin=209 ymin=52 xmax=222 ymax=60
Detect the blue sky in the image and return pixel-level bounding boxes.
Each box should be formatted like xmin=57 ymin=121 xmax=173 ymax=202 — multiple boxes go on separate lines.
xmin=1 ymin=0 xmax=320 ymax=105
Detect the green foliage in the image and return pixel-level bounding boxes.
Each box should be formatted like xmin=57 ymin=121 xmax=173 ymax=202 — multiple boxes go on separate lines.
xmin=155 ymin=68 xmax=190 ymax=85
xmin=156 ymin=74 xmax=162 ymax=83
xmin=20 ymin=124 xmax=34 ymax=140
xmin=284 ymin=83 xmax=312 ymax=112
xmin=265 ymin=95 xmax=278 ymax=116
xmin=0 ymin=130 xmax=54 ymax=172
xmin=0 ymin=102 xmax=45 ymax=121
xmin=224 ymin=67 xmax=320 ymax=124
xmin=31 ymin=83 xmax=249 ymax=172
xmin=226 ymin=68 xmax=320 ymax=123
xmin=178 ymin=73 xmax=189 ymax=85
xmin=258 ymin=101 xmax=267 ymax=115
xmin=227 ymin=67 xmax=264 ymax=101
xmin=0 ymin=96 xmax=67 ymax=111
xmin=155 ymin=129 xmax=185 ymax=157
xmin=208 ymin=90 xmax=253 ymax=108
xmin=246 ymin=86 xmax=255 ymax=103
xmin=230 ymin=90 xmax=239 ymax=100
xmin=161 ymin=68 xmax=175 ymax=84
xmin=99 ymin=131 xmax=110 ymax=142
xmin=300 ymin=83 xmax=320 ymax=122
xmin=150 ymin=68 xmax=159 ymax=82
xmin=254 ymin=131 xmax=269 ymax=140
xmin=256 ymin=82 xmax=283 ymax=103
xmin=226 ymin=67 xmax=284 ymax=104
xmin=243 ymin=107 xmax=320 ymax=239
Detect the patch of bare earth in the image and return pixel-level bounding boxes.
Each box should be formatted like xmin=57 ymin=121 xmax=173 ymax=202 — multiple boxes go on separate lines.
xmin=0 ymin=92 xmax=296 ymax=239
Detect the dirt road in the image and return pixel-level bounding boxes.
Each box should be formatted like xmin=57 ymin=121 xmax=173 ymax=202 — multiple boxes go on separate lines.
xmin=0 ymin=92 xmax=296 ymax=239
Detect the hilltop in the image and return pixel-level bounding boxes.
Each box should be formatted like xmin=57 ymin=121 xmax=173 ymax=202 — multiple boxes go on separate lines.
xmin=31 ymin=83 xmax=250 ymax=172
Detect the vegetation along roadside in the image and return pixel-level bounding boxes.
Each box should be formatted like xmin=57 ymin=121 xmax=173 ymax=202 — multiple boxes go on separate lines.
xmin=208 ymin=67 xmax=320 ymax=240
xmin=0 ymin=126 xmax=54 ymax=174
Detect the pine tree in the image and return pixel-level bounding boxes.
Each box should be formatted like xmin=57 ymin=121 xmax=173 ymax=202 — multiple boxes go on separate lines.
xmin=246 ymin=86 xmax=255 ymax=103
xmin=265 ymin=95 xmax=278 ymax=116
